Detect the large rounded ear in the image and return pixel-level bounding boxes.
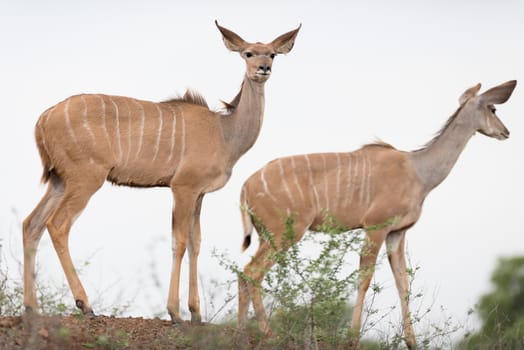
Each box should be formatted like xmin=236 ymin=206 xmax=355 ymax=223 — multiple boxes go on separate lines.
xmin=459 ymin=83 xmax=481 ymax=105
xmin=480 ymin=80 xmax=517 ymax=105
xmin=271 ymin=24 xmax=301 ymax=54
xmin=215 ymin=20 xmax=247 ymax=53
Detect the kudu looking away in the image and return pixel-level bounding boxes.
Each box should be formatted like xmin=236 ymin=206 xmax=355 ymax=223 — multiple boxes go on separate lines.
xmin=237 ymin=80 xmax=516 ymax=348
xmin=23 ymin=21 xmax=300 ymax=324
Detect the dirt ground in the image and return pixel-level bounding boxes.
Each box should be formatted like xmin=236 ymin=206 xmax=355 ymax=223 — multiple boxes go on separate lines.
xmin=0 ymin=315 xmax=258 ymax=350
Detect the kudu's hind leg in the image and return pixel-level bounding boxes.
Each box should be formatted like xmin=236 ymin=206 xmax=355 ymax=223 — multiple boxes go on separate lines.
xmin=23 ymin=174 xmax=65 ymax=312
xmin=241 ymin=241 xmax=275 ymax=334
xmin=240 ymin=221 xmax=309 ymax=334
xmin=237 ymin=271 xmax=250 ymax=328
xmin=46 ymin=174 xmax=105 ymax=315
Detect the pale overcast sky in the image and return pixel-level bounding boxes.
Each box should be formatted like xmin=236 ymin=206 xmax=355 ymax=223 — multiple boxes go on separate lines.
xmin=1 ymin=0 xmax=523 ymax=340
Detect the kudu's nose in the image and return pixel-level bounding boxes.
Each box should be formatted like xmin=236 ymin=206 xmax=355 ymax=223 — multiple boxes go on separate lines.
xmin=259 ymin=64 xmax=271 ymax=73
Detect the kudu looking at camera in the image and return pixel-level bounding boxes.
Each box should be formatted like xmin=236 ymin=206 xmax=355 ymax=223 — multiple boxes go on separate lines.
xmin=23 ymin=21 xmax=300 ymax=324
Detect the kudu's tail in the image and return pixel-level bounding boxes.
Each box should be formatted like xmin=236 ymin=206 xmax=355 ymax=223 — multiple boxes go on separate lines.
xmin=240 ymin=185 xmax=254 ymax=252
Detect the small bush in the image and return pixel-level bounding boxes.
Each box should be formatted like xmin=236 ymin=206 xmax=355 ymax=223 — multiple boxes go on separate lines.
xmin=216 ymin=211 xmax=465 ymax=349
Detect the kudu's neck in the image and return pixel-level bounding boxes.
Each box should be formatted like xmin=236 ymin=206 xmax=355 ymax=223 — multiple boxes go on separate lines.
xmin=410 ymin=108 xmax=476 ymax=193
xmin=221 ymin=76 xmax=265 ymax=165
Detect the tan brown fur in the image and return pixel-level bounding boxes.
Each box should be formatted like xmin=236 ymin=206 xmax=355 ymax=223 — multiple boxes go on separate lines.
xmin=237 ymin=80 xmax=516 ymax=349
xmin=23 ymin=21 xmax=300 ymax=324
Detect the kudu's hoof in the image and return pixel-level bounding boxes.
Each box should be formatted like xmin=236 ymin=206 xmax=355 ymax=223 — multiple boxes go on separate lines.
xmin=76 ymin=300 xmax=96 ymax=317
xmin=190 ymin=312 xmax=202 ymax=324
xmin=169 ymin=312 xmax=185 ymax=326
xmin=84 ymin=310 xmax=96 ymax=318
xmin=24 ymin=306 xmax=36 ymax=314
xmin=22 ymin=306 xmax=41 ymax=323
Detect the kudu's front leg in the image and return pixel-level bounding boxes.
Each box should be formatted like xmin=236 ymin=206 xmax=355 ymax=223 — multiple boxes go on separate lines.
xmin=350 ymin=228 xmax=387 ymax=346
xmin=386 ymin=230 xmax=416 ymax=349
xmin=187 ymin=194 xmax=204 ymax=323
xmin=167 ymin=188 xmax=202 ymax=324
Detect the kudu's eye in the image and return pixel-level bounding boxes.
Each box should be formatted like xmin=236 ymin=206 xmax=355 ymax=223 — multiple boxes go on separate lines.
xmin=490 ymin=107 xmax=496 ymax=113
xmin=245 ymin=51 xmax=253 ymax=58
xmin=270 ymin=53 xmax=276 ymax=59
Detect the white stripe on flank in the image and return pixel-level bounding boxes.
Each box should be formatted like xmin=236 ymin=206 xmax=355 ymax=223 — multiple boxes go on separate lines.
xmin=179 ymin=109 xmax=186 ymax=161
xmin=277 ymin=159 xmax=294 ymax=205
xmin=98 ymin=95 xmax=112 ymax=150
xmin=37 ymin=120 xmax=47 ymax=151
xmin=358 ymin=154 xmax=368 ymax=205
xmin=343 ymin=154 xmax=354 ymax=209
xmin=260 ymin=165 xmax=277 ymax=203
xmin=167 ymin=106 xmax=177 ymax=162
xmin=364 ymin=155 xmax=372 ymax=206
xmin=39 ymin=107 xmax=56 ymax=158
xmin=38 ymin=122 xmax=49 ymax=158
xmin=64 ymin=98 xmax=78 ymax=144
xmin=335 ymin=153 xmax=341 ymax=212
xmin=40 ymin=107 xmax=52 ymax=127
xmin=109 ymin=97 xmax=123 ymax=162
xmin=152 ymin=104 xmax=163 ymax=161
xmin=81 ymin=95 xmax=96 ymax=145
xmin=304 ymin=155 xmax=321 ymax=211
xmin=134 ymin=100 xmax=145 ymax=159
xmin=321 ymin=154 xmax=329 ymax=211
xmin=124 ymin=99 xmax=132 ymax=166
xmin=290 ymin=157 xmax=305 ymax=202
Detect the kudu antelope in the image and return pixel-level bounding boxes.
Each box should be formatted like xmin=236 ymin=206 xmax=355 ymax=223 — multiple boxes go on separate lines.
xmin=238 ymin=80 xmax=516 ymax=348
xmin=23 ymin=21 xmax=300 ymax=323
